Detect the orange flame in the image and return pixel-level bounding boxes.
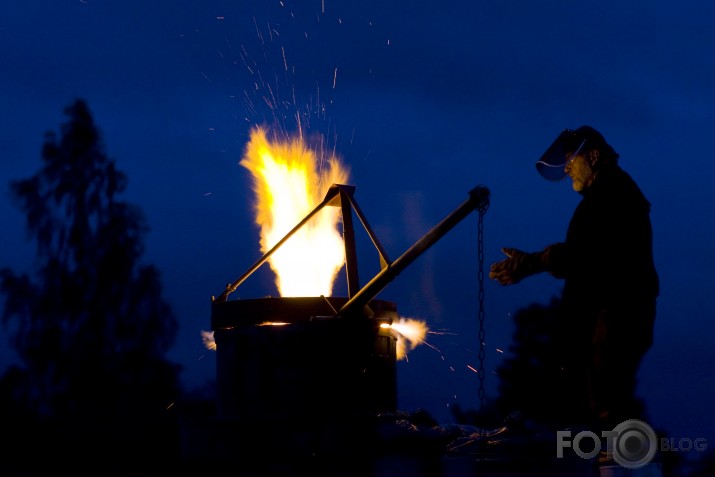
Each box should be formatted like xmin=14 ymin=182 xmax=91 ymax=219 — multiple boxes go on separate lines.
xmin=205 ymin=126 xmax=431 ymax=360
xmin=240 ymin=126 xmax=350 ymax=297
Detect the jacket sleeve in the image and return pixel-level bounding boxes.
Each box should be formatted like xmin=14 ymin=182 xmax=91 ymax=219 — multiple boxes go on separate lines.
xmin=541 ymin=242 xmax=570 ymax=279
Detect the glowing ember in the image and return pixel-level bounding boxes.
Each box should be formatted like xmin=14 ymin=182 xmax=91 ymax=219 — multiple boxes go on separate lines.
xmin=201 ymin=330 xmax=216 ymax=350
xmin=390 ymin=317 xmax=429 ymax=360
xmin=240 ymin=126 xmax=349 ymax=297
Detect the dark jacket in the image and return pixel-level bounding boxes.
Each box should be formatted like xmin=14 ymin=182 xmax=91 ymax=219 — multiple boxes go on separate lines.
xmin=544 ymin=164 xmax=659 ymax=352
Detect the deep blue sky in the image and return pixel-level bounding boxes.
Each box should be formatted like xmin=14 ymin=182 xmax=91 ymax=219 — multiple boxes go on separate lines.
xmin=2 ymin=0 xmax=714 ymax=453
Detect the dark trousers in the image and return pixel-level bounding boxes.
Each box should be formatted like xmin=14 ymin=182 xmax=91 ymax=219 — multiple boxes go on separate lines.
xmin=556 ymin=302 xmax=655 ymax=431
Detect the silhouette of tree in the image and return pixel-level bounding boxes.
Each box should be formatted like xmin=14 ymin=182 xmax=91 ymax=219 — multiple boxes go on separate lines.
xmin=0 ymin=99 xmax=181 ymax=475
xmin=494 ymin=296 xmax=579 ymax=428
xmin=494 ymin=296 xmax=648 ymax=431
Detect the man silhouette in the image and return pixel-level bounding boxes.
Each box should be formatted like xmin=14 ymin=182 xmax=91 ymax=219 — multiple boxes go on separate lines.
xmin=490 ymin=126 xmax=659 ymax=432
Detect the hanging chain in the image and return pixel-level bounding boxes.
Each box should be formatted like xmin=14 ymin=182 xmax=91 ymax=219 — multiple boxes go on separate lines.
xmin=477 ymin=198 xmax=489 ymax=414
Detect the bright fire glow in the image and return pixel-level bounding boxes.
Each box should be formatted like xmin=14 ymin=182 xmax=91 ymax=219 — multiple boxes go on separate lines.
xmin=390 ymin=317 xmax=429 ymax=360
xmin=240 ymin=126 xmax=349 ymax=297
xmin=200 ymin=126 xmax=430 ymax=360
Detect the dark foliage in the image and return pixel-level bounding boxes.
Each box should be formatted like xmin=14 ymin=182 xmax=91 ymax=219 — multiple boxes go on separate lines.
xmin=0 ymin=99 xmax=182 ymax=475
xmin=493 ymin=296 xmax=649 ymax=431
xmin=493 ymin=296 xmax=566 ymax=427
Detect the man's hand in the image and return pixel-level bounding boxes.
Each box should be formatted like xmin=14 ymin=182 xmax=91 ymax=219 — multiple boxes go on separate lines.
xmin=489 ymin=247 xmax=545 ymax=285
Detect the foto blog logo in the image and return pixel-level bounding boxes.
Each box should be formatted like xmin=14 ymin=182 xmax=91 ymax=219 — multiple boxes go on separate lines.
xmin=557 ymin=419 xmax=708 ymax=469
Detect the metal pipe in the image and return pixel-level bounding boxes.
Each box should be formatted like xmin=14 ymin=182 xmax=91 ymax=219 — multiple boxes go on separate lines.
xmin=338 ymin=185 xmax=490 ymax=317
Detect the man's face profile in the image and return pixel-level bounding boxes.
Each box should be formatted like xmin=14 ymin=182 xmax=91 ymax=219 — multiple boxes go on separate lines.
xmin=565 ymin=151 xmax=596 ymax=192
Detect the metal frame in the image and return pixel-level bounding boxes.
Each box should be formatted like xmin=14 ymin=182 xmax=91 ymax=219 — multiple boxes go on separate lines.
xmin=213 ymin=184 xmax=490 ymax=319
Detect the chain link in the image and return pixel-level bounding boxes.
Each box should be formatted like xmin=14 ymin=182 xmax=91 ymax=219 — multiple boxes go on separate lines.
xmin=477 ymin=198 xmax=489 ymax=417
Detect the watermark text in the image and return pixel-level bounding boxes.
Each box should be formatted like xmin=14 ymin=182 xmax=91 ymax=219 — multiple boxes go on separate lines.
xmin=557 ymin=419 xmax=707 ymax=469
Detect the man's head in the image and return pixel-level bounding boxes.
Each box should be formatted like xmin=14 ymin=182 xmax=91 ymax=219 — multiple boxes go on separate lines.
xmin=535 ymin=126 xmax=619 ymax=190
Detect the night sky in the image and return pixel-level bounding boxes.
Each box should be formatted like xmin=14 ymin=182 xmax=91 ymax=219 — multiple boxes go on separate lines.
xmin=2 ymin=0 xmax=714 ymax=454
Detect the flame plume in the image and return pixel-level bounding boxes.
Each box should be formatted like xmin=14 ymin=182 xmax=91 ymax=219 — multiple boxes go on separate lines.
xmin=240 ymin=126 xmax=349 ymax=297
xmin=231 ymin=126 xmax=429 ymax=361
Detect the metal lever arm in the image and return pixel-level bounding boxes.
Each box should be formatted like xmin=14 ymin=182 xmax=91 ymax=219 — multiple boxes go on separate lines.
xmin=338 ymin=185 xmax=490 ymax=317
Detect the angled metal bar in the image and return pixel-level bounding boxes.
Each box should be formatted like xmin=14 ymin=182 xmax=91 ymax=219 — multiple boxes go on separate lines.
xmin=213 ymin=186 xmax=341 ymax=303
xmin=342 ymin=190 xmax=392 ymax=270
xmin=336 ymin=185 xmax=361 ymax=298
xmin=338 ymin=185 xmax=490 ymax=317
